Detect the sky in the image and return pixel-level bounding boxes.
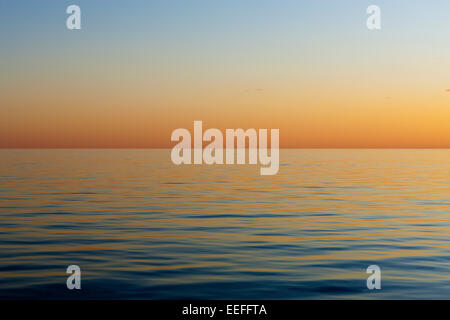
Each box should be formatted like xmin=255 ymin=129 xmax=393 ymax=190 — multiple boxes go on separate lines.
xmin=1 ymin=0 xmax=450 ymax=148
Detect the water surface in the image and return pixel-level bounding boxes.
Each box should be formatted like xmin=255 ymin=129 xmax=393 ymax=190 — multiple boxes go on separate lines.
xmin=0 ymin=149 xmax=449 ymax=299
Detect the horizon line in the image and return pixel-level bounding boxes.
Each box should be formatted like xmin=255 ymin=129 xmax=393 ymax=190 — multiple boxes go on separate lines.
xmin=1 ymin=147 xmax=449 ymax=150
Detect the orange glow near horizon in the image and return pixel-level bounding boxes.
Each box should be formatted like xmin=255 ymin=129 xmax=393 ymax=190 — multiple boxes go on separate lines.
xmin=2 ymin=83 xmax=449 ymax=148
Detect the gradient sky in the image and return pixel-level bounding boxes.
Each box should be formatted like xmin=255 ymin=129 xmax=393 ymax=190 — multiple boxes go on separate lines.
xmin=1 ymin=0 xmax=450 ymax=148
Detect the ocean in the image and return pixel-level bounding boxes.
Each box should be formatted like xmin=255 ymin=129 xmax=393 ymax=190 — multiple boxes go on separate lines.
xmin=0 ymin=149 xmax=449 ymax=299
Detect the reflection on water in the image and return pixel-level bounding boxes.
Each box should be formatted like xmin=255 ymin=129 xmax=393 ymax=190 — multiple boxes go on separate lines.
xmin=0 ymin=149 xmax=449 ymax=299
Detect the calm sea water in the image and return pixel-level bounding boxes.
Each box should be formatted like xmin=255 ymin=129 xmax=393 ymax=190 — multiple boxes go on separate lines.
xmin=0 ymin=149 xmax=449 ymax=299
